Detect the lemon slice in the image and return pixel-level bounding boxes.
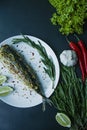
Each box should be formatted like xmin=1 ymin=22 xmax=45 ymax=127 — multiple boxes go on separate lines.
xmin=0 ymin=75 xmax=7 ymax=85
xmin=55 ymin=113 xmax=71 ymax=128
xmin=0 ymin=86 xmax=13 ymax=96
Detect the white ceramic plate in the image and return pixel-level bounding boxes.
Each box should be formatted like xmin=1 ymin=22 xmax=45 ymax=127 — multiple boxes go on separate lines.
xmin=0 ymin=35 xmax=60 ymax=108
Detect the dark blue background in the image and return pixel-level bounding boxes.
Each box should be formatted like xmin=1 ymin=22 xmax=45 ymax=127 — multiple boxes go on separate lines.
xmin=0 ymin=0 xmax=87 ymax=130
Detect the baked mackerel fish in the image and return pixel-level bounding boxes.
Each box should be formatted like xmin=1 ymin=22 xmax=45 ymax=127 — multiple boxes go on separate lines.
xmin=0 ymin=45 xmax=41 ymax=94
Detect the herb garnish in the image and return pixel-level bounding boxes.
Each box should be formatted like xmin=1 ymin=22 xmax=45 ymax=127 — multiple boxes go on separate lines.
xmin=49 ymin=0 xmax=87 ymax=35
xmin=50 ymin=64 xmax=87 ymax=130
xmin=12 ymin=35 xmax=56 ymax=83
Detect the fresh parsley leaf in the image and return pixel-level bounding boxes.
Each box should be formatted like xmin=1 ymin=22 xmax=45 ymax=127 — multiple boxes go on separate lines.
xmin=49 ymin=0 xmax=87 ymax=35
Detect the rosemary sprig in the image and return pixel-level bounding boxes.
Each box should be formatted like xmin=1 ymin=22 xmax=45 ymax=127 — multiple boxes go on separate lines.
xmin=50 ymin=64 xmax=87 ymax=130
xmin=12 ymin=35 xmax=56 ymax=82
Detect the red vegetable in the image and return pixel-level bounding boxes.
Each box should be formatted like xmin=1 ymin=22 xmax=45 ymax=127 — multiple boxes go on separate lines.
xmin=66 ymin=37 xmax=86 ymax=81
xmin=74 ymin=34 xmax=87 ymax=76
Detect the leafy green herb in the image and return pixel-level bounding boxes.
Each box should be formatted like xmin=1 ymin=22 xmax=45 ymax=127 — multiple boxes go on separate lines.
xmin=50 ymin=64 xmax=87 ymax=130
xmin=12 ymin=35 xmax=56 ymax=82
xmin=49 ymin=0 xmax=87 ymax=35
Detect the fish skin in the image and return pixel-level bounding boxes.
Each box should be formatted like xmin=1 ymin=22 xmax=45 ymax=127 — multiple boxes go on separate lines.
xmin=0 ymin=45 xmax=41 ymax=94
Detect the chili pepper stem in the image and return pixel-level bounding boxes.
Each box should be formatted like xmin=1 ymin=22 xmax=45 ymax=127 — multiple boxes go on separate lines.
xmin=65 ymin=36 xmax=70 ymax=44
xmin=74 ymin=34 xmax=80 ymax=41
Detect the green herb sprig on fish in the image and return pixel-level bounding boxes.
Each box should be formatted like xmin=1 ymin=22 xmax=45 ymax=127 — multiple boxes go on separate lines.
xmin=12 ymin=35 xmax=56 ymax=83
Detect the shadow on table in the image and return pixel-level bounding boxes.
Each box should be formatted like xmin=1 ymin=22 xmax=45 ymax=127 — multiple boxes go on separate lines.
xmin=84 ymin=20 xmax=87 ymax=32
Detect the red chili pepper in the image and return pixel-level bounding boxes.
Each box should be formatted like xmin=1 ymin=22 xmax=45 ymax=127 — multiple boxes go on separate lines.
xmin=66 ymin=37 xmax=86 ymax=81
xmin=74 ymin=34 xmax=87 ymax=76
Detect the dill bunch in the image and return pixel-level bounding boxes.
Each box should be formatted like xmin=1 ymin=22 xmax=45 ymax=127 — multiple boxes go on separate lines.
xmin=50 ymin=65 xmax=87 ymax=130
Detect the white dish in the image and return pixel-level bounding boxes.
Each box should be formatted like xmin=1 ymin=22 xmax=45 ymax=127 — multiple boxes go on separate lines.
xmin=0 ymin=35 xmax=60 ymax=108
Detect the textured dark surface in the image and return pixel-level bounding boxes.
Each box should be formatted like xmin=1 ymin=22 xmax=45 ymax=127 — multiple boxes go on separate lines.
xmin=0 ymin=0 xmax=87 ymax=130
